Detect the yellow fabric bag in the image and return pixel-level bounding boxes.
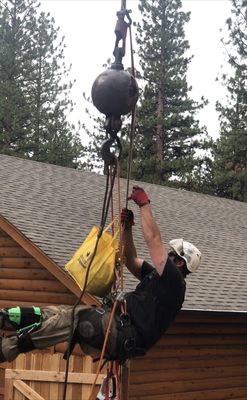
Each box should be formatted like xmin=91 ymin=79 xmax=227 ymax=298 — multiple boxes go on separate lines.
xmin=65 ymin=222 xmax=119 ymax=297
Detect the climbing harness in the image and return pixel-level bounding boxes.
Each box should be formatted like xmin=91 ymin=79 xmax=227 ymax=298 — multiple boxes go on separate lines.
xmin=62 ymin=1 xmax=138 ymax=399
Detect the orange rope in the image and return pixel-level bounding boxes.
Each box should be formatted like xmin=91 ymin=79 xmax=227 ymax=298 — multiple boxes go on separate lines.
xmin=110 ymin=165 xmax=115 ymax=237
xmin=89 ymin=6 xmax=137 ymax=399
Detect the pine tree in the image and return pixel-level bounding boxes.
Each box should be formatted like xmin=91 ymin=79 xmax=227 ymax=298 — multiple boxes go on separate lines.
xmin=0 ymin=0 xmax=83 ymax=168
xmin=122 ymin=0 xmax=209 ymax=189
xmin=213 ymin=0 xmax=247 ymax=202
xmin=214 ymin=71 xmax=247 ymax=201
xmin=80 ymin=93 xmax=107 ymax=171
xmin=0 ymin=0 xmax=37 ymax=155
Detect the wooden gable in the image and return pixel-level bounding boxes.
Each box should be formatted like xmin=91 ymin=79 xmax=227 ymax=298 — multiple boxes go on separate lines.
xmin=0 ymin=216 xmax=98 ymax=307
xmin=0 ymin=227 xmax=77 ymax=308
xmin=0 ymin=224 xmax=104 ymax=400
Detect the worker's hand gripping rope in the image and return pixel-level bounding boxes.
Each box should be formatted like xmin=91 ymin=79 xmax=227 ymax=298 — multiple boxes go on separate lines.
xmin=128 ymin=185 xmax=150 ymax=207
xmin=121 ymin=208 xmax=134 ymax=228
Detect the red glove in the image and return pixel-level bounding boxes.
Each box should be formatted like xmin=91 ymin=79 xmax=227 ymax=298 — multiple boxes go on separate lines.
xmin=128 ymin=186 xmax=150 ymax=207
xmin=121 ymin=208 xmax=134 ymax=228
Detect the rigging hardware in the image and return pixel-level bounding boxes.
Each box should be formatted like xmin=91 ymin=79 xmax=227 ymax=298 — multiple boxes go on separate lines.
xmin=91 ymin=0 xmax=138 ymax=167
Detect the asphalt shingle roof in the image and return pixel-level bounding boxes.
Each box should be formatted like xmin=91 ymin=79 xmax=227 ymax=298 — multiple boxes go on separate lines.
xmin=0 ymin=154 xmax=247 ymax=312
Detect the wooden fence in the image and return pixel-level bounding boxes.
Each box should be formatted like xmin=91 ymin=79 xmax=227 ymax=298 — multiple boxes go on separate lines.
xmin=3 ymin=353 xmax=105 ymax=400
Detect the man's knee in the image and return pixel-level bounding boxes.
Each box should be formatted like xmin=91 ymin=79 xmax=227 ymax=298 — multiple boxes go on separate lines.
xmin=77 ymin=308 xmax=105 ymax=347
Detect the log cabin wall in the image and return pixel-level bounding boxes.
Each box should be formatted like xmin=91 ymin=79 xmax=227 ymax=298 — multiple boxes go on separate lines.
xmin=0 ymin=226 xmax=94 ymax=400
xmin=129 ymin=312 xmax=247 ymax=400
xmin=0 ymin=227 xmax=78 ymax=308
xmin=2 ymin=224 xmax=247 ymax=400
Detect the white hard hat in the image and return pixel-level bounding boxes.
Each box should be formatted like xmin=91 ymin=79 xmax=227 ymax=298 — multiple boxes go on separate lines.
xmin=169 ymin=238 xmax=202 ymax=273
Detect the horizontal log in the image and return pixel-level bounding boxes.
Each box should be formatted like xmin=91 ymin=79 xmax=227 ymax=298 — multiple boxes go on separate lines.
xmin=0 ymin=279 xmax=69 ymax=293
xmin=129 ymin=386 xmax=247 ymax=400
xmin=0 ymin=229 xmax=8 ymax=238
xmin=0 ymin=247 xmax=29 ymax=258
xmin=0 ymin=268 xmax=53 ymax=280
xmin=0 ymin=300 xmax=66 ymax=309
xmin=129 ymin=375 xmax=247 ymax=396
xmin=0 ymin=237 xmax=17 ymax=247
xmin=0 ymin=217 xmax=110 ymax=308
xmin=130 ymin=363 xmax=247 ymax=384
xmin=0 ymin=289 xmax=77 ymax=305
xmin=155 ymin=334 xmax=247 ymax=347
xmin=131 ymin=354 xmax=247 ymax=372
xmin=145 ymin=345 xmax=247 ymax=358
xmin=0 ymin=258 xmax=42 ymax=269
xmin=54 ymin=342 xmax=82 ymax=357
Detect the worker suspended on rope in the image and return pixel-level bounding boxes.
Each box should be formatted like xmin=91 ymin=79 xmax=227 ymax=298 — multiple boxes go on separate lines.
xmin=0 ymin=186 xmax=201 ymax=364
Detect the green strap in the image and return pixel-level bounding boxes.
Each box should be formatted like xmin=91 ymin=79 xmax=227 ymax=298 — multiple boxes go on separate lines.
xmin=33 ymin=306 xmax=42 ymax=317
xmin=7 ymin=306 xmax=42 ymax=330
xmin=8 ymin=306 xmax=21 ymax=325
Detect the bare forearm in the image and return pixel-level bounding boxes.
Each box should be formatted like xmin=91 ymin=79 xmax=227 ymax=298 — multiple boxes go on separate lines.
xmin=140 ymin=204 xmax=162 ymax=244
xmin=127 ymin=185 xmax=167 ymax=275
xmin=122 ymin=228 xmax=142 ymax=280
xmin=140 ymin=204 xmax=167 ymax=275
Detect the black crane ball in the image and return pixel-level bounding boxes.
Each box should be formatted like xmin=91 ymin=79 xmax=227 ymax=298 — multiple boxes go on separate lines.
xmin=91 ymin=68 xmax=139 ymax=116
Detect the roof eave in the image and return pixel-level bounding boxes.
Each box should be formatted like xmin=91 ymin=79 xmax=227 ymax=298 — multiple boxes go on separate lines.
xmin=181 ymin=308 xmax=247 ymax=318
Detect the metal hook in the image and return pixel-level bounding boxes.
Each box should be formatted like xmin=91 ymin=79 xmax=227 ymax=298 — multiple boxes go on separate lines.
xmin=101 ymin=136 xmax=122 ymax=166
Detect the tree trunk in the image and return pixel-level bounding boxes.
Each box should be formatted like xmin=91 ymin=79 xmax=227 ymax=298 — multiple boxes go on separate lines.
xmin=156 ymin=88 xmax=164 ymax=162
xmin=244 ymin=153 xmax=247 ymax=203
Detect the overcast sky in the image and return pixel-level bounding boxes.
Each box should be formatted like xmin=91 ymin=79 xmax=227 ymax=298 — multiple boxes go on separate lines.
xmin=40 ymin=0 xmax=232 ymax=141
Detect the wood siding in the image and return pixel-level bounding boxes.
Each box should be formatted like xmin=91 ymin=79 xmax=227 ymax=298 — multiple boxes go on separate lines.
xmin=0 ymin=228 xmax=78 ymax=308
xmin=2 ymin=226 xmax=247 ymax=399
xmin=129 ymin=312 xmax=247 ymax=400
xmin=0 ymin=227 xmax=98 ymax=400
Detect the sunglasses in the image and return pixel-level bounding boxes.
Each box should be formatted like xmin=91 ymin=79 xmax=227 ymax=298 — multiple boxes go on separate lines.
xmin=168 ymin=251 xmax=183 ymax=263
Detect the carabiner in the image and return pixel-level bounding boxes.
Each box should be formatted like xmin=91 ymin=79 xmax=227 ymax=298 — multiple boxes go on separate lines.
xmin=96 ymin=374 xmax=117 ymax=400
